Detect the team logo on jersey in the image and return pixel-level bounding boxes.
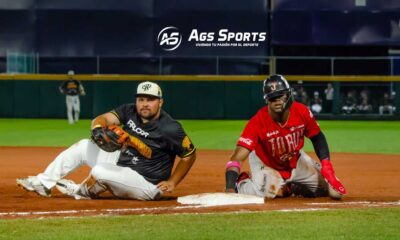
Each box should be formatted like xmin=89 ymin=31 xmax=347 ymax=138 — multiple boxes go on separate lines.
xmin=182 ymin=136 xmax=195 ymax=155
xmin=124 ymin=150 xmax=140 ymax=164
xmin=291 ymin=124 xmax=305 ymax=132
xmin=127 ymin=120 xmax=150 ymax=138
xmin=239 ymin=137 xmax=253 ymax=146
xmin=67 ymin=82 xmax=78 ymax=89
xmin=131 ymin=156 xmax=139 ymax=164
xmin=266 ymin=130 xmax=279 ymax=138
xmin=182 ymin=136 xmax=192 ymax=149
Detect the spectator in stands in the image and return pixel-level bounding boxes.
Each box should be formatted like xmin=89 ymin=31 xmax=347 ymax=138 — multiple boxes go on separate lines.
xmin=294 ymin=86 xmax=310 ymax=106
xmin=379 ymin=92 xmax=395 ymax=115
xmin=359 ymin=87 xmax=370 ymax=102
xmin=324 ymin=83 xmax=334 ymax=113
xmin=341 ymin=91 xmax=357 ymax=114
xmin=311 ymin=91 xmax=323 ymax=114
xmin=292 ymin=82 xmax=303 ymax=102
xmin=357 ymin=88 xmax=372 ymax=114
xmin=357 ymin=97 xmax=373 ymax=113
xmin=301 ymin=90 xmax=310 ymax=107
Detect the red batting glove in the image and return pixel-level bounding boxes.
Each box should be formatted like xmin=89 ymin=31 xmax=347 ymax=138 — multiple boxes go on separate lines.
xmin=321 ymin=159 xmax=347 ymax=195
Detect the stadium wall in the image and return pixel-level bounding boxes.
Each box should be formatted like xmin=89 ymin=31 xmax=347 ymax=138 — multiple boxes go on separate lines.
xmin=1 ymin=75 xmax=399 ymax=119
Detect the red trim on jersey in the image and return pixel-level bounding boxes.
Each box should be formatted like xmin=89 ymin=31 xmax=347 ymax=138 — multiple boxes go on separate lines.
xmin=237 ymin=102 xmax=321 ymax=179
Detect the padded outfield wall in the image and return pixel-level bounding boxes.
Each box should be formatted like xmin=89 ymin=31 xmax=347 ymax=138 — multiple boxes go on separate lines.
xmin=1 ymin=75 xmax=399 ymax=119
xmin=0 ymin=75 xmax=265 ymax=119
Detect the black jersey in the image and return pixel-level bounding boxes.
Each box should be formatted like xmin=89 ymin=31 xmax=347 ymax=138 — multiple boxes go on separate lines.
xmin=111 ymin=103 xmax=196 ymax=184
xmin=60 ymin=79 xmax=82 ymax=96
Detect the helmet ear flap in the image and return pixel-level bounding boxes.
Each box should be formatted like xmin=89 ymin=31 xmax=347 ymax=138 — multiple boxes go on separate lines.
xmin=283 ymin=89 xmax=294 ymax=110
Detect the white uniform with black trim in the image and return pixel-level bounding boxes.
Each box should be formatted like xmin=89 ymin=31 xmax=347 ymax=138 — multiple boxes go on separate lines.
xmin=36 ymin=104 xmax=195 ymax=200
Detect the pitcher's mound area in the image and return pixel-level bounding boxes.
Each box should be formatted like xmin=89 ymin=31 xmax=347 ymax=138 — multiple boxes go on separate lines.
xmin=1 ymin=147 xmax=399 ymax=218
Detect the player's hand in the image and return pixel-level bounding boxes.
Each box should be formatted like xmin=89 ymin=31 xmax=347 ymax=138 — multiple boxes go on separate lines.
xmin=320 ymin=160 xmax=346 ymax=195
xmin=157 ymin=180 xmax=176 ymax=193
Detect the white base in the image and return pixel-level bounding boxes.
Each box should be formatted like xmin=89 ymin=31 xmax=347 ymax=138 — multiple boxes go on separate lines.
xmin=177 ymin=193 xmax=265 ymax=206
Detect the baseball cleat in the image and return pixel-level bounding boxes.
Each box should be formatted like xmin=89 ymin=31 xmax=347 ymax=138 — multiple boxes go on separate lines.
xmin=16 ymin=176 xmax=51 ymax=197
xmin=56 ymin=179 xmax=89 ymax=200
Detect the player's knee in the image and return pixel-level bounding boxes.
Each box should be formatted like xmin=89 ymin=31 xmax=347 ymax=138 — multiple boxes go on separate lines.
xmin=90 ymin=165 xmax=107 ymax=180
xmin=257 ymin=170 xmax=284 ymax=198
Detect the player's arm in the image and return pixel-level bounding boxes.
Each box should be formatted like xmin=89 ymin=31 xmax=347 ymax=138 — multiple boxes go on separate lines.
xmin=310 ymin=131 xmax=346 ymax=195
xmin=91 ymin=112 xmax=121 ymax=130
xmin=78 ymin=82 xmax=86 ymax=96
xmin=157 ymin=151 xmax=196 ymax=193
xmin=59 ymin=81 xmax=66 ymax=94
xmin=225 ymin=146 xmax=251 ymax=192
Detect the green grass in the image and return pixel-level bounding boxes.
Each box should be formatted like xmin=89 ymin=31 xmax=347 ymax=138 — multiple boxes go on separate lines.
xmin=0 ymin=119 xmax=399 ymax=154
xmin=1 ymin=208 xmax=399 ymax=240
xmin=1 ymin=119 xmax=399 ymax=238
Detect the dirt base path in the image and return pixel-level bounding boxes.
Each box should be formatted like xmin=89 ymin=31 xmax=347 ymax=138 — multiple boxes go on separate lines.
xmin=1 ymin=147 xmax=399 ymax=218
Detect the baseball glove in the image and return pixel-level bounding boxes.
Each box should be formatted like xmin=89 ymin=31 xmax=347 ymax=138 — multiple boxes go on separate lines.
xmin=91 ymin=125 xmax=129 ymax=152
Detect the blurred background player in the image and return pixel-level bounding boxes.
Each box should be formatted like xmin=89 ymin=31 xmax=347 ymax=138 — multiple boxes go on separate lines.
xmin=379 ymin=92 xmax=396 ymax=115
xmin=17 ymin=81 xmax=196 ymax=200
xmin=59 ymin=70 xmax=86 ymax=124
xmin=310 ymin=91 xmax=323 ymax=114
xmin=225 ymin=74 xmax=346 ymax=199
xmin=324 ymin=83 xmax=334 ymax=113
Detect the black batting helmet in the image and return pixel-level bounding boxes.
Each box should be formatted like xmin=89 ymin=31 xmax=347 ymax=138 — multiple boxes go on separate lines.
xmin=263 ymin=74 xmax=294 ymax=109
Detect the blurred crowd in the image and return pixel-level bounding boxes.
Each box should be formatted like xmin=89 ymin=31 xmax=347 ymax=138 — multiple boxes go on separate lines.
xmin=292 ymin=83 xmax=396 ymax=115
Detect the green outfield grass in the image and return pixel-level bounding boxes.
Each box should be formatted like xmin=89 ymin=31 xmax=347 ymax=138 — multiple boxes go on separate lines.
xmin=0 ymin=119 xmax=399 ymax=154
xmin=1 ymin=208 xmax=399 ymax=240
xmin=1 ymin=118 xmax=399 ymax=238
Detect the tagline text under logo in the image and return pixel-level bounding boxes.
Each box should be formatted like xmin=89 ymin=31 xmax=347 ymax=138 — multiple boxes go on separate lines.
xmin=157 ymin=26 xmax=267 ymax=51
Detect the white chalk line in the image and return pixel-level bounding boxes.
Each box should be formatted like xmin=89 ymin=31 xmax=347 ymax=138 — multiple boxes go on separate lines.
xmin=1 ymin=200 xmax=399 ymax=218
xmin=277 ymin=208 xmax=330 ymax=212
xmin=0 ymin=205 xmax=207 ymax=217
xmin=307 ymin=200 xmax=400 ymax=207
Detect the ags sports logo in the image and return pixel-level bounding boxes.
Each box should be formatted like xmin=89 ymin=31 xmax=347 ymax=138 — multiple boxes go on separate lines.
xmin=157 ymin=26 xmax=182 ymax=51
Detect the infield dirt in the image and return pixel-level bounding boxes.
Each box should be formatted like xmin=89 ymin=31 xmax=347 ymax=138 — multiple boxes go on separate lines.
xmin=1 ymin=147 xmax=399 ymax=218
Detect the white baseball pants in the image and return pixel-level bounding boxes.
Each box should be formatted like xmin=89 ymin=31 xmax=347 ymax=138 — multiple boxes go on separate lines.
xmin=66 ymin=95 xmax=80 ymax=124
xmin=237 ymin=150 xmax=329 ymax=198
xmin=37 ymin=139 xmax=162 ymax=200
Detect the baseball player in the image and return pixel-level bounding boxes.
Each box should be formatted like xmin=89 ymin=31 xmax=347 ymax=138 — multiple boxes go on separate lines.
xmin=17 ymin=81 xmax=196 ymax=200
xmin=59 ymin=70 xmax=86 ymax=124
xmin=225 ymin=75 xmax=346 ymax=199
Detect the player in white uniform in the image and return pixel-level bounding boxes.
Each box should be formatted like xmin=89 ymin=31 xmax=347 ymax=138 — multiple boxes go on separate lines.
xmin=17 ymin=81 xmax=196 ymax=200
xmin=59 ymin=70 xmax=86 ymax=124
